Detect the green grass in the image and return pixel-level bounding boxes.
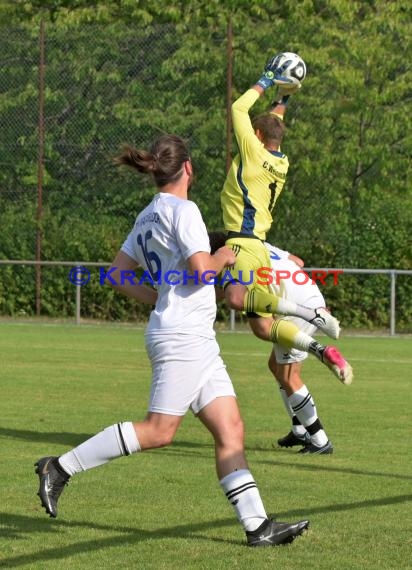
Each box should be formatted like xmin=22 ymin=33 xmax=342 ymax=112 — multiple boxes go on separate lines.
xmin=0 ymin=322 xmax=411 ymax=569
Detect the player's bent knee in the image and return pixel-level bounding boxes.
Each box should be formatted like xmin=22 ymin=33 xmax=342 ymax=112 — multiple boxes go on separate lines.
xmin=225 ymin=295 xmax=243 ymax=311
xmin=268 ymin=352 xmax=278 ymax=374
xmin=215 ymin=417 xmax=244 ymax=447
xmin=140 ymin=416 xmax=180 ymax=449
xmin=249 ymin=317 xmax=271 ymax=341
xmin=149 ymin=431 xmax=175 ymax=449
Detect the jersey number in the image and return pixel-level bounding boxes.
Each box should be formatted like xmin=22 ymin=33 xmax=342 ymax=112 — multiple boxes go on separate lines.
xmin=269 ymin=182 xmax=278 ymax=212
xmin=136 ymin=230 xmax=161 ymax=282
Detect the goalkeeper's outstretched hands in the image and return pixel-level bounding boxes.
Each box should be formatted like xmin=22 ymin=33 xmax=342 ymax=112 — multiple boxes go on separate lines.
xmin=255 ymin=53 xmax=301 ymax=95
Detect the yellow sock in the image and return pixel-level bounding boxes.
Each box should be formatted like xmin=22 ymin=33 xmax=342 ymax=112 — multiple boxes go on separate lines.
xmin=243 ymin=290 xmax=281 ymax=314
xmin=270 ymin=319 xmax=318 ymax=352
xmin=244 ymin=290 xmax=305 ymax=318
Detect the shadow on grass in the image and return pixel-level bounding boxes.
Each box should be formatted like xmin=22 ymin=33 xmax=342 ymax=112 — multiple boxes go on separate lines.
xmin=256 ymin=457 xmax=412 ymax=481
xmin=2 ymin=426 xmax=410 ymax=482
xmin=277 ymin=493 xmax=412 ymax=520
xmin=0 ymin=513 xmax=240 ymax=568
xmin=1 ymin=492 xmax=412 ymax=566
xmin=0 ymin=427 xmax=213 ymax=452
xmin=151 ymin=442 xmax=412 ymax=482
xmin=0 ymin=427 xmax=91 ymax=447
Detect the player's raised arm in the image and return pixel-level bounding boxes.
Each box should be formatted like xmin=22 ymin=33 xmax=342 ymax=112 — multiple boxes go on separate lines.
xmin=231 ymin=52 xmax=304 ymax=150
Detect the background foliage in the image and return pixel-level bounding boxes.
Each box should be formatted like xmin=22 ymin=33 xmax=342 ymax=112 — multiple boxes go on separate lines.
xmin=0 ymin=0 xmax=411 ymax=329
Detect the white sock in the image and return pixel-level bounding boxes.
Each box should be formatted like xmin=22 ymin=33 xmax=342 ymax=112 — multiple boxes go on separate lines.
xmin=276 ymin=298 xmax=299 ymax=316
xmin=220 ymin=469 xmax=267 ymax=532
xmin=59 ymin=422 xmax=141 ymax=476
xmin=276 ymin=299 xmax=317 ymax=323
xmin=279 ymin=387 xmax=294 ymax=420
xmin=310 ymin=428 xmax=328 ymax=447
xmin=279 ymin=388 xmax=307 ymax=436
xmin=289 ymin=386 xmax=328 ymax=447
xmin=293 ymin=331 xmax=316 ymax=352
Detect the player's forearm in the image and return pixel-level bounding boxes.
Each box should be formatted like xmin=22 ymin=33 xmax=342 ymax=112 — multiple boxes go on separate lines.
xmin=231 ymin=88 xmax=261 ymax=127
xmin=189 ymin=257 xmax=227 ymax=284
xmin=268 ymin=101 xmax=286 ymax=119
xmin=188 ymin=250 xmax=235 ymax=284
xmin=205 ymin=251 xmax=232 ymax=279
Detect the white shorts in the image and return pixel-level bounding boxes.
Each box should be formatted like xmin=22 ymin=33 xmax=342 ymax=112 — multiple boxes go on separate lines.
xmin=271 ymin=316 xmax=318 ymax=364
xmin=145 ymin=333 xmax=236 ymax=416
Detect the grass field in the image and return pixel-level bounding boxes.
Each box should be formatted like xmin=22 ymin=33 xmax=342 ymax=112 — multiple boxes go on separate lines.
xmin=0 ymin=322 xmax=411 ymax=569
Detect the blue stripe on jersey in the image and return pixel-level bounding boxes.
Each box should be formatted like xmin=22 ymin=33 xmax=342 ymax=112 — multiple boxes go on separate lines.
xmin=237 ymin=160 xmax=256 ymax=234
xmin=270 ymin=252 xmax=281 ymax=260
xmin=269 ymin=149 xmax=285 ymax=158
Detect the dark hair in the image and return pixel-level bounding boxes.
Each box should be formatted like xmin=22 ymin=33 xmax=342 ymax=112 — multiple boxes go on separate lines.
xmin=252 ymin=113 xmax=286 ymax=146
xmin=113 ymin=134 xmax=191 ymax=188
xmin=208 ymin=231 xmax=227 ymax=254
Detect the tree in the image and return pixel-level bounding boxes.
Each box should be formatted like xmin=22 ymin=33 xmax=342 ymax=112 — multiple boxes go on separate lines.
xmin=0 ymin=0 xmax=410 ymax=328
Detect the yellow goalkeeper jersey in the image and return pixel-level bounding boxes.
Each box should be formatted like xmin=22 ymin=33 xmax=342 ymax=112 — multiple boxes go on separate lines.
xmin=221 ymin=89 xmax=289 ymax=241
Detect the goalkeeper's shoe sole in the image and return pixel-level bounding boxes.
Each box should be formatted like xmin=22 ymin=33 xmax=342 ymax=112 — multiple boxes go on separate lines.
xmin=323 ymin=346 xmax=353 ymax=385
xmin=246 ymin=518 xmax=309 ymax=547
xmin=310 ymin=308 xmax=340 ymax=339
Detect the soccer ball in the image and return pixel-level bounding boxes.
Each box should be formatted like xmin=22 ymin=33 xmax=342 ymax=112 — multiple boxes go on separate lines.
xmin=272 ymin=52 xmax=306 ymax=84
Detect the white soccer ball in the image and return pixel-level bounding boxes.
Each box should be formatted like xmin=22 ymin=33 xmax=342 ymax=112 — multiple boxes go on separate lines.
xmin=274 ymin=52 xmax=306 ymax=84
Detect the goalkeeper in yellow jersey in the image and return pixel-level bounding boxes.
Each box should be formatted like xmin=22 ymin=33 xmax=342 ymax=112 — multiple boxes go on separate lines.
xmin=220 ymin=56 xmax=353 ymax=385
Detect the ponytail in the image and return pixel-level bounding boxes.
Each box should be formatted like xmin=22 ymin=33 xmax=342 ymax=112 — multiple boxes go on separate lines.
xmin=113 ymin=145 xmax=156 ymax=173
xmin=114 ymin=134 xmax=190 ymax=188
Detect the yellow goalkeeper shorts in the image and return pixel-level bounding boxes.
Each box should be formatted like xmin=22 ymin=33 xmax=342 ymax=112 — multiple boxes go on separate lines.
xmin=224 ymin=237 xmax=273 ymax=318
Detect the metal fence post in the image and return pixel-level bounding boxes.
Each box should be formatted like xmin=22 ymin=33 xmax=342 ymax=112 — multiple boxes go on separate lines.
xmin=75 ymin=283 xmax=81 ymax=325
xmin=230 ymin=308 xmax=236 ymax=331
xmin=35 ymin=20 xmax=45 ymax=316
xmin=390 ymin=271 xmax=396 ymax=336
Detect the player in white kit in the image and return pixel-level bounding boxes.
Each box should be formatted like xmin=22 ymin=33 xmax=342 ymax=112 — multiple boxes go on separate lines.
xmin=35 ymin=134 xmax=308 ymax=547
xmin=265 ymin=243 xmax=333 ymax=455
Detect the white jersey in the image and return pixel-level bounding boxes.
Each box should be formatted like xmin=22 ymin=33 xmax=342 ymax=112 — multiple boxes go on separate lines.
xmin=121 ymin=193 xmax=216 ymax=338
xmin=265 ymin=243 xmax=325 ymax=362
xmin=265 ymin=243 xmax=325 ymax=310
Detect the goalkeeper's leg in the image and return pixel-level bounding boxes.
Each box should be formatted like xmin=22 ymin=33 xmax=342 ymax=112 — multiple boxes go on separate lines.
xmin=249 ymin=316 xmax=353 ymax=385
xmin=225 ymin=283 xmax=340 ymax=339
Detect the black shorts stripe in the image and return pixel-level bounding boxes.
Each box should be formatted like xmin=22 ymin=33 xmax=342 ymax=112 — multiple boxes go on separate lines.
xmin=246 ymin=311 xmax=260 ymax=318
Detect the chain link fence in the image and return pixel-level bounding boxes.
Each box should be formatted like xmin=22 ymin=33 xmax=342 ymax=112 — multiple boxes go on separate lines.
xmin=0 ymin=22 xmax=410 ymax=331
xmin=1 ymin=22 xmax=231 ymax=320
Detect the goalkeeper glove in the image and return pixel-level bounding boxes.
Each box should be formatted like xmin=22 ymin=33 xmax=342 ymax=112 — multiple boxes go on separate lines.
xmin=255 ymin=70 xmax=277 ymax=90
xmin=264 ymin=53 xmax=302 ymax=100
xmin=265 ymin=53 xmax=283 ymax=74
xmin=276 ymin=79 xmax=302 ymax=95
xmin=256 ymin=60 xmax=302 ymax=93
xmin=256 ymin=55 xmax=288 ymax=89
xmin=271 ymin=80 xmax=301 ymax=106
xmin=255 ymin=70 xmax=300 ymax=91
